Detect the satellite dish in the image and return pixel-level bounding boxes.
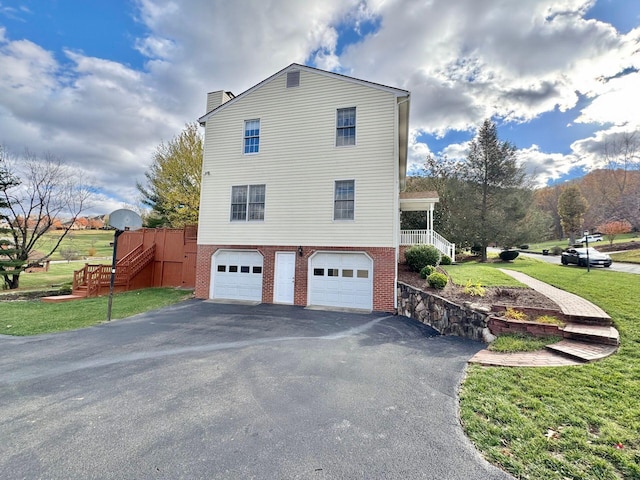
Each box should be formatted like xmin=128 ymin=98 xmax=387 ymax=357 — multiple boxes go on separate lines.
xmin=108 ymin=209 xmax=143 ymax=231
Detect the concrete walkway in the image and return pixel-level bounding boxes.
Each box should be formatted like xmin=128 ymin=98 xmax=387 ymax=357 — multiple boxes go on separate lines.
xmin=469 ymin=269 xmax=616 ymax=367
xmin=498 ymin=269 xmax=610 ymax=320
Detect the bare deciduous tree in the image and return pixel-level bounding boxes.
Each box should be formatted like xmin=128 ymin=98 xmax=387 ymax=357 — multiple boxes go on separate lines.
xmin=0 ymin=148 xmax=93 ymax=289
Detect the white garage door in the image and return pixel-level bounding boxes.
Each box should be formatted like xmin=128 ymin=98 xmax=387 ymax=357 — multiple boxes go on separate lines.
xmin=211 ymin=250 xmax=263 ymax=302
xmin=308 ymin=252 xmax=373 ymax=310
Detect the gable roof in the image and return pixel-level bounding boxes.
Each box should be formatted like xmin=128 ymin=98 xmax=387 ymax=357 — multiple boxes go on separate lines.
xmin=198 ymin=63 xmax=411 ymax=188
xmin=198 ymin=63 xmax=410 ymax=123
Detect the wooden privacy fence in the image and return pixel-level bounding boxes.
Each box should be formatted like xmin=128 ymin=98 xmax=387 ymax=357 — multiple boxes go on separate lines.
xmin=72 ymin=225 xmax=197 ymax=298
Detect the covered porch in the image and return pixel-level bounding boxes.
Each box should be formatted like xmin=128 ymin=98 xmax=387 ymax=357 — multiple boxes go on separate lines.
xmin=399 ymin=191 xmax=455 ymax=262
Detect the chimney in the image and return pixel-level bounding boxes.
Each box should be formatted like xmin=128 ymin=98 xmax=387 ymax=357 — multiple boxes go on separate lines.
xmin=206 ymin=90 xmax=234 ymax=113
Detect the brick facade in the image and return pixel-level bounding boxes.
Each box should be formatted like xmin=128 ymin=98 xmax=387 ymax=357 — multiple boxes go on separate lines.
xmin=195 ymin=244 xmax=397 ymax=312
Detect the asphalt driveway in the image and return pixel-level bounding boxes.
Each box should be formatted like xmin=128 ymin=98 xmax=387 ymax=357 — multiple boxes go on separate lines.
xmin=0 ymin=301 xmax=512 ymax=480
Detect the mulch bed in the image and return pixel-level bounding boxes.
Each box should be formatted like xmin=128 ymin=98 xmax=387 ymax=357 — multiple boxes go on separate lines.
xmin=398 ymin=262 xmax=561 ymax=312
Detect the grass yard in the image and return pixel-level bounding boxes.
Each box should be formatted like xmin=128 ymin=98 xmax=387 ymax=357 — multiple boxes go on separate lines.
xmin=610 ymin=249 xmax=640 ymax=264
xmin=0 ymin=288 xmax=193 ymax=336
xmin=11 ymin=260 xmax=86 ymax=290
xmin=34 ymin=229 xmax=115 ymax=261
xmin=449 ymin=257 xmax=640 ymax=479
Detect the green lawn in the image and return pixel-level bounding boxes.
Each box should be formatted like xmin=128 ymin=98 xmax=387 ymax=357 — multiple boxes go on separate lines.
xmin=448 ymin=258 xmax=640 ymax=479
xmin=10 ymin=260 xmax=86 ymax=290
xmin=610 ymin=249 xmax=640 ymax=264
xmin=0 ymin=288 xmax=193 ymax=335
xmin=34 ymin=229 xmax=115 ymax=261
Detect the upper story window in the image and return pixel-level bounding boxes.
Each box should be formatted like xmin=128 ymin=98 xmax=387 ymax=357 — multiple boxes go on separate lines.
xmin=334 ymin=180 xmax=354 ymax=220
xmin=231 ymin=184 xmax=265 ymax=221
xmin=244 ymin=119 xmax=260 ymax=154
xmin=336 ymin=107 xmax=356 ymax=147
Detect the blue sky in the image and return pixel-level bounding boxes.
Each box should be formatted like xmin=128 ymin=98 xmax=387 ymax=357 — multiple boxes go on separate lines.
xmin=0 ymin=0 xmax=639 ymax=214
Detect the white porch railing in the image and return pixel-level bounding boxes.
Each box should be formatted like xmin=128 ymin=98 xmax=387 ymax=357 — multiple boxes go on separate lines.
xmin=400 ymin=229 xmax=455 ymax=263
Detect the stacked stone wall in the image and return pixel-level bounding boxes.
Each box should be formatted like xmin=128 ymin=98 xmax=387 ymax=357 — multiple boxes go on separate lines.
xmin=397 ymin=282 xmax=493 ymax=342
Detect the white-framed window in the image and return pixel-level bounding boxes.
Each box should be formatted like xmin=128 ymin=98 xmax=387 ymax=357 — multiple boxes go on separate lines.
xmin=244 ymin=119 xmax=260 ymax=154
xmin=334 ymin=180 xmax=355 ymax=220
xmin=336 ymin=107 xmax=356 ymax=147
xmin=231 ymin=184 xmax=265 ymax=221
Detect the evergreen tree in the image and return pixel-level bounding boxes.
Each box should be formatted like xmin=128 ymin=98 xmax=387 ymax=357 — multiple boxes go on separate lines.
xmin=557 ymin=184 xmax=589 ymax=244
xmin=460 ymin=119 xmax=528 ymax=261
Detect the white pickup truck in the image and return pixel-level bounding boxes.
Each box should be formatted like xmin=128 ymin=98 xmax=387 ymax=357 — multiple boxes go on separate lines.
xmin=577 ymin=234 xmax=603 ymax=243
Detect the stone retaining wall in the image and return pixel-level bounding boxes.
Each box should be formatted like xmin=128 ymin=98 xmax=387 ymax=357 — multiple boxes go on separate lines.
xmin=397 ymin=282 xmax=493 ymax=342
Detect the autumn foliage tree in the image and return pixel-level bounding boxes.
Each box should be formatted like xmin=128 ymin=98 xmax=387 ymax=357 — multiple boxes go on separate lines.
xmin=598 ymin=220 xmax=632 ymax=246
xmin=137 ymin=123 xmax=203 ymax=228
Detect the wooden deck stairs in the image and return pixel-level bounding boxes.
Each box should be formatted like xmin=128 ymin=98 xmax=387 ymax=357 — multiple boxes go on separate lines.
xmin=66 ymin=243 xmax=156 ymax=300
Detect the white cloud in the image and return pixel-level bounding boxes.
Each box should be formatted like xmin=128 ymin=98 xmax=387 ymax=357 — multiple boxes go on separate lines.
xmin=517 ymin=145 xmax=578 ymax=187
xmin=0 ymin=0 xmax=638 ymax=215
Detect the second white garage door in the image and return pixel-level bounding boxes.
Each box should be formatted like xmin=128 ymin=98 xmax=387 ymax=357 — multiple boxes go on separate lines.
xmin=308 ymin=252 xmax=373 ymax=310
xmin=211 ymin=250 xmax=263 ymax=302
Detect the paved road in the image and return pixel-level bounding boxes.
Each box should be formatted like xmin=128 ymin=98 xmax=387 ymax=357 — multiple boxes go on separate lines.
xmin=0 ymin=301 xmax=512 ymax=480
xmin=517 ymin=250 xmax=640 ymax=274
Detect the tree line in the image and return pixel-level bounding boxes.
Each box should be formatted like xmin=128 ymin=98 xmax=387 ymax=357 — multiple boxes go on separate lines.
xmin=402 ymin=123 xmax=639 ymax=257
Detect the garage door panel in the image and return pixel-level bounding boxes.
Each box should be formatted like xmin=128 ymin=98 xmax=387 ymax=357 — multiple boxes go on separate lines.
xmin=309 ymin=253 xmax=372 ymax=310
xmin=212 ymin=251 xmax=263 ymax=302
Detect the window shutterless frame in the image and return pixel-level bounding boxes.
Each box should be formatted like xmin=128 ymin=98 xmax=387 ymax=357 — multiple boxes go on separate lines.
xmin=243 ymin=119 xmax=260 ymax=154
xmin=334 ymin=179 xmax=355 ymax=220
xmin=230 ymin=184 xmax=266 ymax=221
xmin=336 ymin=107 xmax=356 ymax=147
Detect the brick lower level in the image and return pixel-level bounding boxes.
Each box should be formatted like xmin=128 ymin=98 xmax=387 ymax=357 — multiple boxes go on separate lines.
xmin=195 ymin=244 xmax=397 ymax=312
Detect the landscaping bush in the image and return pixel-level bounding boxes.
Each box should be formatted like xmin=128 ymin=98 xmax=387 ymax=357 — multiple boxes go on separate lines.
xmin=420 ymin=265 xmax=435 ymax=279
xmin=470 ymin=243 xmax=483 ymax=255
xmin=519 ymin=244 xmax=529 ymax=250
xmin=499 ymin=250 xmax=519 ymax=261
xmin=440 ymin=254 xmax=452 ymax=265
xmin=551 ymin=246 xmax=563 ymax=255
xmin=405 ymin=244 xmax=441 ymax=272
xmin=427 ymin=272 xmax=448 ymax=289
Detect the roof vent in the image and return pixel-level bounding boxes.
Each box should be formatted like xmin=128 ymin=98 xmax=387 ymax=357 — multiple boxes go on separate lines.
xmin=286 ymin=70 xmax=300 ymax=88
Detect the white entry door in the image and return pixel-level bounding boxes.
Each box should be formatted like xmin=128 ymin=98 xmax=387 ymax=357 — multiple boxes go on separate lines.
xmin=274 ymin=252 xmax=296 ymax=304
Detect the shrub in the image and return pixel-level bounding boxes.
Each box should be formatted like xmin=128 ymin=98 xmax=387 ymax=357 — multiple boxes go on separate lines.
xmin=464 ymin=280 xmax=485 ymax=297
xmin=420 ymin=265 xmax=435 ymax=279
xmin=519 ymin=244 xmax=529 ymax=250
xmin=551 ymin=246 xmax=563 ymax=255
xmin=440 ymin=254 xmax=452 ymax=265
xmin=499 ymin=250 xmax=519 ymax=261
xmin=535 ymin=315 xmax=565 ymax=327
xmin=405 ymin=244 xmax=441 ymax=272
xmin=503 ymin=307 xmax=528 ymax=321
xmin=427 ymin=272 xmax=448 ymax=289
xmin=87 ymin=247 xmax=97 ymax=256
xmin=470 ymin=243 xmax=483 ymax=255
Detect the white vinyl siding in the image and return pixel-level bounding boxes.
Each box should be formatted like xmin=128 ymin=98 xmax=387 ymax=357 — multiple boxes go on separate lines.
xmin=199 ymin=68 xmax=398 ymax=247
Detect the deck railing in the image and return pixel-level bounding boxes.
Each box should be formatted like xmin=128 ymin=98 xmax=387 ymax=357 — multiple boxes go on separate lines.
xmin=400 ymin=229 xmax=455 ymax=263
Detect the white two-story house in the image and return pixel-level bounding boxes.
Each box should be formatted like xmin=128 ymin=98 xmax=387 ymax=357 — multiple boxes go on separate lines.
xmin=195 ymin=64 xmax=451 ymax=312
